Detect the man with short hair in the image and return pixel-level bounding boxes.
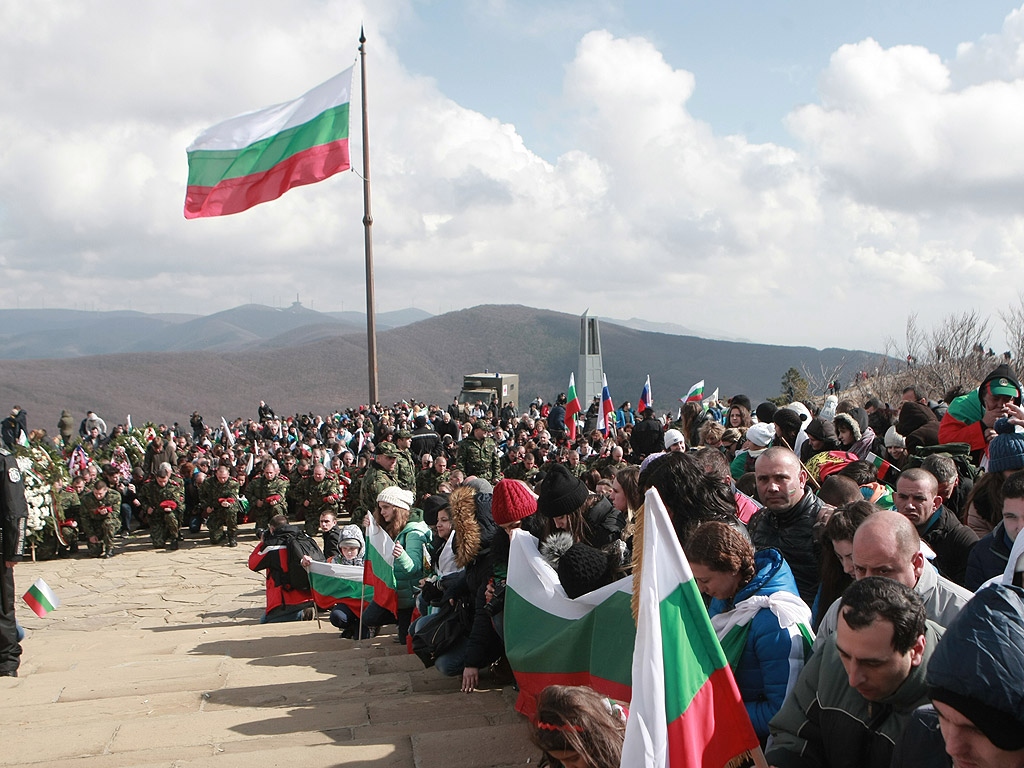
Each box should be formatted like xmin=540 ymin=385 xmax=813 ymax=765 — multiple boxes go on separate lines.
xmin=816 ymin=509 xmax=972 ymax=648
xmin=892 ymin=584 xmax=1024 ymax=768
xmin=966 ymin=469 xmax=1024 ymax=590
xmin=767 ymin=577 xmax=937 ymax=768
xmin=356 ymin=443 xmax=400 ymax=525
xmin=247 ymin=514 xmax=315 ymax=624
xmin=246 ymin=460 xmax=288 ymax=540
xmin=80 ymin=479 xmax=121 ymax=558
xmin=393 ymin=430 xmax=417 ymax=492
xmin=416 ymin=454 xmax=449 ymax=501
xmin=455 ymin=420 xmax=501 ymax=483
xmin=921 ymin=453 xmax=971 ymax=521
xmin=894 ymin=468 xmax=978 ymax=586
xmin=201 ymin=464 xmax=240 ymax=547
xmin=298 ymin=463 xmax=340 ymax=536
xmin=749 ymin=446 xmax=826 ymax=606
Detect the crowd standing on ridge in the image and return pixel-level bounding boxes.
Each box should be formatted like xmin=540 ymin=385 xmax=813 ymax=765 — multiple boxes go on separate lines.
xmin=2 ymin=367 xmax=1024 ymax=767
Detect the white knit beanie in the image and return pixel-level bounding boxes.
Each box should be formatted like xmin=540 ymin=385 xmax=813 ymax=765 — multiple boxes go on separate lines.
xmin=377 ymin=486 xmax=414 ymax=511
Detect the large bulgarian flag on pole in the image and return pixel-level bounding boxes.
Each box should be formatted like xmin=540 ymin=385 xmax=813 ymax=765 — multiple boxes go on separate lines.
xmin=307 ymin=559 xmax=372 ymax=614
xmin=363 ymin=515 xmax=398 ymax=616
xmin=505 ymin=530 xmax=635 ymax=717
xmin=620 ymin=487 xmax=762 ymax=768
xmin=565 ymin=373 xmax=582 ymax=440
xmin=184 ymin=66 xmax=354 ymax=219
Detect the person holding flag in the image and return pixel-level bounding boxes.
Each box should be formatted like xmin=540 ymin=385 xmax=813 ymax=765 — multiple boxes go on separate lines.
xmin=360 ymin=487 xmax=430 ymax=644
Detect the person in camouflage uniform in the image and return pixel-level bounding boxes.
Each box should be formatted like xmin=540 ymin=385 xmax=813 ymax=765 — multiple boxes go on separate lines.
xmin=285 ymin=458 xmax=309 ymax=522
xmin=245 ymin=458 xmax=289 ymax=537
xmin=141 ymin=462 xmax=184 ymax=550
xmin=297 ymin=463 xmax=341 ymax=536
xmin=591 ymin=445 xmax=628 ymax=477
xmin=201 ymin=464 xmax=240 ymax=547
xmin=80 ymin=480 xmax=122 ymax=558
xmin=565 ymin=449 xmax=588 ymax=479
xmin=455 ymin=419 xmax=502 ymax=483
xmin=393 ymin=430 xmax=417 ymax=493
xmin=416 ymin=455 xmax=450 ymax=501
xmin=355 ymin=443 xmax=400 ymax=525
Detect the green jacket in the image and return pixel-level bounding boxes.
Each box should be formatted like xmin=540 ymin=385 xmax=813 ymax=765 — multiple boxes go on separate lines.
xmin=141 ymin=476 xmax=184 ymax=516
xmin=299 ymin=475 xmax=341 ymax=515
xmin=393 ymin=520 xmax=432 ymax=609
xmin=246 ymin=475 xmax=289 ymax=516
xmin=358 ymin=463 xmax=399 ymax=519
xmin=416 ymin=467 xmax=450 ymax=500
xmin=200 ymin=476 xmax=241 ymax=513
xmin=395 ymin=449 xmax=417 ymax=492
xmin=80 ymin=489 xmax=122 ymax=536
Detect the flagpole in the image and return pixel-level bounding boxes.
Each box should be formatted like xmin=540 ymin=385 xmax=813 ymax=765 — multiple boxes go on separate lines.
xmin=359 ymin=27 xmax=379 ymax=404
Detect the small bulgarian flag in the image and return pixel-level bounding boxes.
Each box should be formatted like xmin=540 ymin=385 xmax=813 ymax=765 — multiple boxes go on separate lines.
xmin=185 ymin=66 xmax=354 ymax=219
xmin=505 ymin=530 xmax=635 ymax=717
xmin=565 ymin=373 xmax=582 ymax=440
xmin=23 ymin=578 xmax=60 ymax=617
xmin=363 ymin=516 xmax=398 ymax=616
xmin=620 ymin=487 xmax=761 ymax=767
xmin=307 ymin=559 xmax=372 ymax=614
xmin=866 ymin=451 xmax=900 ymax=485
xmin=682 ymin=379 xmax=705 ymax=403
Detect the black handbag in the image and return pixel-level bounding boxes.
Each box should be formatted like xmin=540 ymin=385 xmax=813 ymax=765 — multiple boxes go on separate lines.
xmin=410 ymin=599 xmax=472 ymax=667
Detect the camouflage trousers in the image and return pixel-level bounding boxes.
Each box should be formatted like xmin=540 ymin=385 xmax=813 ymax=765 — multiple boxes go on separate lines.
xmin=251 ymin=502 xmax=283 ymax=533
xmin=88 ymin=514 xmax=121 ymax=553
xmin=207 ymin=505 xmax=238 ymax=544
xmin=150 ymin=507 xmax=180 ymax=547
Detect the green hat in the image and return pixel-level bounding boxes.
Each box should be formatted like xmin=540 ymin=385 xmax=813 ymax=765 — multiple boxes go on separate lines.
xmin=396 ymin=429 xmax=413 ymax=440
xmin=376 ymin=442 xmax=400 ymax=457
xmin=473 ymin=419 xmax=491 ymax=432
xmin=989 ymin=377 xmax=1020 ymax=398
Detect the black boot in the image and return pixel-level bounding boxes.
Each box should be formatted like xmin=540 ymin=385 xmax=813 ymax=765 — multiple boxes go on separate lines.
xmin=228 ymin=534 xmax=238 ymax=548
xmin=167 ymin=538 xmax=179 ymax=551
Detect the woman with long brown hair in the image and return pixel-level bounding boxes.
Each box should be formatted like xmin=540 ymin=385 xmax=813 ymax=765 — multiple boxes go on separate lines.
xmin=529 ymin=684 xmax=627 ymax=768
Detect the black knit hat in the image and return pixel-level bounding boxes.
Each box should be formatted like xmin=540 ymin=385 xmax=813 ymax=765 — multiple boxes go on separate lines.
xmin=730 ymin=394 xmax=752 ymax=412
xmin=773 ymin=408 xmax=804 ymax=434
xmin=421 ymin=494 xmax=449 ymax=527
xmin=755 ymin=401 xmax=778 ymax=424
xmin=805 ymin=416 xmax=837 ymax=442
xmin=557 ymin=542 xmax=614 ymax=599
xmin=537 ymin=463 xmax=589 ymax=518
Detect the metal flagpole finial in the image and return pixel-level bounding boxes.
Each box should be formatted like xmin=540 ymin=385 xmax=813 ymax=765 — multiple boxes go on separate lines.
xmin=360 ymin=26 xmax=366 ymax=44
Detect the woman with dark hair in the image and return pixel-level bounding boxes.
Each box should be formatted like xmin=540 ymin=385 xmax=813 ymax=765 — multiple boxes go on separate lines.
xmin=678 ymin=401 xmax=712 ymax=449
xmin=815 ymin=501 xmax=877 ymax=628
xmin=537 ymin=464 xmax=626 ymax=549
xmin=637 ymin=451 xmax=740 ymax=546
xmin=726 ymin=403 xmax=753 ymax=431
xmin=687 ymin=521 xmax=812 ymax=744
xmin=529 ymin=684 xmax=627 ymax=768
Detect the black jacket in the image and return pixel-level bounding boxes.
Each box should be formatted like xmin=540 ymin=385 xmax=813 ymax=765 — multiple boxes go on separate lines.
xmin=1 ymin=454 xmax=28 ymax=562
xmin=920 ymin=505 xmax=978 ymax=587
xmin=631 ymin=415 xmax=663 ymax=458
xmin=748 ymin=490 xmax=825 ymax=607
xmin=965 ymin=521 xmax=1012 ymax=591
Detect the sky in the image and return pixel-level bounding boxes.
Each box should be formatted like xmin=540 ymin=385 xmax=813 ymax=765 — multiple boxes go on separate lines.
xmin=3 ymin=0 xmax=1024 ymax=353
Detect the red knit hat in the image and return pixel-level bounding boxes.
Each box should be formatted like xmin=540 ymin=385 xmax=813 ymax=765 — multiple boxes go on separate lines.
xmin=491 ymin=479 xmax=538 ymax=526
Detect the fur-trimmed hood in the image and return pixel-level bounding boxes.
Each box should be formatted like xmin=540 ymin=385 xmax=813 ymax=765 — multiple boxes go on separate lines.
xmin=449 ymin=485 xmax=497 ymax=568
xmin=833 ymin=412 xmax=862 ymax=443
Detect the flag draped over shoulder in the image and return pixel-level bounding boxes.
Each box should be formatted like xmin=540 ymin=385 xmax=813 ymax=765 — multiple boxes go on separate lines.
xmin=620 ymin=487 xmax=760 ymax=768
xmin=565 ymin=373 xmax=582 ymax=440
xmin=364 ymin=516 xmax=397 ymax=615
xmin=505 ymin=530 xmax=635 ymax=717
xmin=185 ymin=66 xmax=354 ymax=219
xmin=307 ymin=559 xmax=372 ymax=613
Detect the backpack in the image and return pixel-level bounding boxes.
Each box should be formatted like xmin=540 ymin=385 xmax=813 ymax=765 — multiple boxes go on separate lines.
xmin=410 ymin=598 xmax=472 ymax=668
xmin=269 ymin=530 xmax=325 ymax=591
xmin=909 ymin=442 xmax=981 ymax=483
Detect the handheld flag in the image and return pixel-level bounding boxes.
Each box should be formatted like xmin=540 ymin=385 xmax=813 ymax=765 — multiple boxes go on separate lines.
xmin=638 ymin=375 xmax=653 ymax=414
xmin=682 ymin=379 xmax=705 ymax=403
xmin=620 ymin=487 xmax=761 ymax=767
xmin=505 ymin=530 xmax=635 ymax=716
xmin=185 ymin=66 xmax=354 ymax=218
xmin=363 ymin=515 xmax=398 ymax=615
xmin=23 ymin=578 xmax=60 ymax=617
xmin=865 ymin=451 xmax=900 ymax=486
xmin=307 ymin=559 xmax=372 ymax=613
xmin=220 ymin=417 xmax=235 ymax=447
xmin=599 ymin=375 xmax=615 ymax=437
xmin=565 ymin=373 xmax=582 ymax=440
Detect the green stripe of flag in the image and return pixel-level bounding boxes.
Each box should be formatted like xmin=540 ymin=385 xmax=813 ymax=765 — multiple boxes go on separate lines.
xmin=661 ymin=578 xmax=730 ymax=723
xmin=186 ymin=103 xmax=349 ymax=187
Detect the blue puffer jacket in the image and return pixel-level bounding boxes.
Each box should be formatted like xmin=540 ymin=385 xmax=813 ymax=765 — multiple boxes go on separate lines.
xmin=708 ymin=548 xmax=810 ymax=741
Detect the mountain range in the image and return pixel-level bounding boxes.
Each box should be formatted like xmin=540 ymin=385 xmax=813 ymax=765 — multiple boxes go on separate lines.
xmin=0 ymin=304 xmax=880 ymax=430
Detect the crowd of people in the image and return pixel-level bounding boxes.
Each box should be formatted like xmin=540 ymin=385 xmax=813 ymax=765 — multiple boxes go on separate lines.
xmin=3 ymin=365 xmax=1024 ymax=767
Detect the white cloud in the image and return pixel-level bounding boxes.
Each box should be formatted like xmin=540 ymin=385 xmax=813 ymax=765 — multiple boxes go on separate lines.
xmin=3 ymin=2 xmax=1024 ymax=351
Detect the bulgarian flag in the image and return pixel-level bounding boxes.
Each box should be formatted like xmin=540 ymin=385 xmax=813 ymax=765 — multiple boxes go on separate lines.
xmin=307 ymin=559 xmax=372 ymax=614
xmin=682 ymin=379 xmax=705 ymax=403
xmin=363 ymin=515 xmax=398 ymax=616
xmin=638 ymin=375 xmax=653 ymax=414
xmin=185 ymin=66 xmax=354 ymax=219
xmin=505 ymin=530 xmax=635 ymax=717
xmin=620 ymin=487 xmax=761 ymax=768
xmin=565 ymin=373 xmax=582 ymax=440
xmin=866 ymin=451 xmax=900 ymax=486
xmin=23 ymin=578 xmax=60 ymax=618
xmin=599 ymin=374 xmax=615 ymax=437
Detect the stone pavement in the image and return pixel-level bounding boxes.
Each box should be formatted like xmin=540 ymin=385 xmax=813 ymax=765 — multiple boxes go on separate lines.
xmin=2 ymin=528 xmax=533 ymax=767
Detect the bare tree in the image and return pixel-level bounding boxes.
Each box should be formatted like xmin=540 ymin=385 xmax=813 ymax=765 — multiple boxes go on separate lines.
xmin=1000 ymin=293 xmax=1024 ymax=366
xmin=801 ymin=357 xmax=848 ymax=400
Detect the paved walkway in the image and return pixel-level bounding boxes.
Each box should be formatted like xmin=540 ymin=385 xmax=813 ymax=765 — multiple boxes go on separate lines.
xmin=3 ymin=529 xmax=531 ymax=767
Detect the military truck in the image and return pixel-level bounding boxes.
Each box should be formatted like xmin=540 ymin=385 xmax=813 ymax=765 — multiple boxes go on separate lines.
xmin=458 ymin=372 xmax=519 ymax=412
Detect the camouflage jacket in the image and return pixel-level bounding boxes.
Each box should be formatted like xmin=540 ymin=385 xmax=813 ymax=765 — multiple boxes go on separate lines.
xmin=246 ymin=475 xmax=289 ymax=513
xmin=455 ymin=437 xmax=501 ymax=483
xmin=395 ymin=449 xmax=417 ymax=492
xmin=141 ymin=476 xmax=184 ymax=514
xmin=416 ymin=467 xmax=450 ymax=500
xmin=200 ymin=477 xmax=241 ymax=512
xmin=359 ymin=463 xmax=399 ymax=514
xmin=298 ymin=475 xmax=342 ymax=514
xmin=80 ymin=489 xmax=122 ymax=522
